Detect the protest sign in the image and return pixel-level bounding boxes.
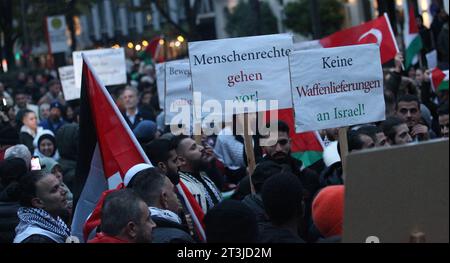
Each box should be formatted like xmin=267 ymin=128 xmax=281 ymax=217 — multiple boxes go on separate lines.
xmin=426 ymin=50 xmax=438 ymax=70
xmin=73 ymin=48 xmax=127 ymax=91
xmin=188 ymin=33 xmax=293 ymax=118
xmin=58 ymin=65 xmax=78 ymax=101
xmin=290 ymin=44 xmax=385 ymax=133
xmin=156 ymin=63 xmax=165 ymax=109
xmin=46 ymin=15 xmax=69 ymax=53
xmin=343 ymin=139 xmax=449 ymax=243
xmin=164 ymin=59 xmax=193 ymax=130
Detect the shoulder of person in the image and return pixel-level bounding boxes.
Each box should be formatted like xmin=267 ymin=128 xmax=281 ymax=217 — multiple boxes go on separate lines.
xmin=21 ymin=234 xmax=56 ymax=243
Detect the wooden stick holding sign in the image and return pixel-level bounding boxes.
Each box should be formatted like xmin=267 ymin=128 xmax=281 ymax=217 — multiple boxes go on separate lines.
xmin=194 ymin=121 xmax=202 ymax=145
xmin=338 ymin=126 xmax=349 ymax=178
xmin=242 ymin=113 xmax=256 ymax=195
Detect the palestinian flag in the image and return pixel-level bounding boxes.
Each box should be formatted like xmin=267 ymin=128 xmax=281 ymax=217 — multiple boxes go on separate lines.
xmin=266 ymin=108 xmax=324 ymax=168
xmin=145 ymin=35 xmax=165 ymax=63
xmin=403 ymin=0 xmax=423 ymax=69
xmin=72 ymin=55 xmax=205 ymax=242
xmin=431 ymin=68 xmax=449 ymax=92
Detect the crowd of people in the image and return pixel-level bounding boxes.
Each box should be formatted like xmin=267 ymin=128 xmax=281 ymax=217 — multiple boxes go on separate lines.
xmin=0 ymin=9 xmax=448 ymax=244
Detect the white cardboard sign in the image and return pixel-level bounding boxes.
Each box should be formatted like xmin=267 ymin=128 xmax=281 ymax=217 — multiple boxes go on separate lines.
xmin=46 ymin=15 xmax=69 ymax=54
xmin=290 ymin=44 xmax=385 ymax=132
xmin=73 ymin=48 xmax=127 ymax=91
xmin=58 ymin=65 xmax=78 ymax=101
xmin=164 ymin=59 xmax=193 ymax=126
xmin=156 ymin=63 xmax=165 ymax=109
xmin=188 ymin=34 xmax=293 ymax=118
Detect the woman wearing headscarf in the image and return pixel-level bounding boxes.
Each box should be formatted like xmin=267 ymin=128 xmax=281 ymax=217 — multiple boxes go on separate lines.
xmin=33 ymin=129 xmax=60 ymax=161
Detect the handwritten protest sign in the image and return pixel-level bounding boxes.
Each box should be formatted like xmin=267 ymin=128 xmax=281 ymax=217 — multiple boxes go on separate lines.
xmin=156 ymin=63 xmax=165 ymax=109
xmin=58 ymin=65 xmax=78 ymax=101
xmin=73 ymin=48 xmax=127 ymax=91
xmin=164 ymin=59 xmax=193 ymax=128
xmin=188 ymin=34 xmax=293 ymax=118
xmin=290 ymin=44 xmax=385 ymax=133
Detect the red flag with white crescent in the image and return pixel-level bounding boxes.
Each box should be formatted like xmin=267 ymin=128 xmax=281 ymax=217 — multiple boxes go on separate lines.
xmin=319 ymin=14 xmax=399 ymax=64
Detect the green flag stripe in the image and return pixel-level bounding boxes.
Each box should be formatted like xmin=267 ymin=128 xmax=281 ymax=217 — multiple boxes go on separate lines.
xmin=292 ymin=151 xmax=323 ymax=168
xmin=439 ymin=80 xmax=449 ymax=91
xmin=405 ymin=36 xmax=423 ymax=68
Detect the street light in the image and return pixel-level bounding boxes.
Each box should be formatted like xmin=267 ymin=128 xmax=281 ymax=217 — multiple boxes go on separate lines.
xmin=142 ymin=40 xmax=149 ymax=47
xmin=177 ymin=35 xmax=185 ymax=43
xmin=127 ymin=42 xmax=134 ymax=49
xmin=135 ymin=44 xmax=142 ymax=51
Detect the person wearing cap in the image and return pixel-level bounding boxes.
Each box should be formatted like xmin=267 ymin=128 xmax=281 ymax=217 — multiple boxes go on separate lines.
xmin=133 ymin=120 xmax=158 ymax=146
xmin=128 ymin=167 xmax=194 ymax=243
xmin=39 ymin=101 xmax=67 ymax=134
xmin=33 ymin=129 xmax=60 ymax=161
xmin=312 ymin=185 xmax=344 ymax=242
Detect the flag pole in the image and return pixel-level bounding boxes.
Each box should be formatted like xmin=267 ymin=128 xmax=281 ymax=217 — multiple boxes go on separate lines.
xmin=243 ymin=113 xmax=256 ymax=195
xmin=338 ymin=126 xmax=349 ymax=180
xmin=384 ymin=13 xmax=405 ymax=71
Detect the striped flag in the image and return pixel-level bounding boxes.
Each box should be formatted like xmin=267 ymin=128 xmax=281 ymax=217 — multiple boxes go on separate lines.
xmin=403 ymin=0 xmax=423 ymax=68
xmin=71 ymin=55 xmax=205 ymax=242
xmin=431 ymin=68 xmax=449 ymax=92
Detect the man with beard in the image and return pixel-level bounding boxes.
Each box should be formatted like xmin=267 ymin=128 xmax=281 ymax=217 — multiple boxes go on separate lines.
xmin=261 ymin=121 xmax=320 ymax=240
xmin=88 ymin=189 xmax=155 ymax=243
xmin=144 ymin=139 xmax=181 ymax=186
xmin=172 ymin=135 xmax=222 ymax=214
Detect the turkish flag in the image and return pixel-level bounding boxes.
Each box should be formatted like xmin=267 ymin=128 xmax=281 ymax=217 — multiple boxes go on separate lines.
xmin=319 ymin=14 xmax=399 ymax=64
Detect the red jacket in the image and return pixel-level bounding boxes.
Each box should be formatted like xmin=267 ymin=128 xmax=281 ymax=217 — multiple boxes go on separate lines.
xmin=88 ymin=233 xmax=130 ymax=243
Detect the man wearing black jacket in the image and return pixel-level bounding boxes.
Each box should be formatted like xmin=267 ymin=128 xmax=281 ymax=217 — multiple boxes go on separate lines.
xmin=128 ymin=168 xmax=194 ymax=243
xmin=121 ymin=86 xmax=155 ymax=130
xmin=261 ymin=120 xmax=320 ymax=239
